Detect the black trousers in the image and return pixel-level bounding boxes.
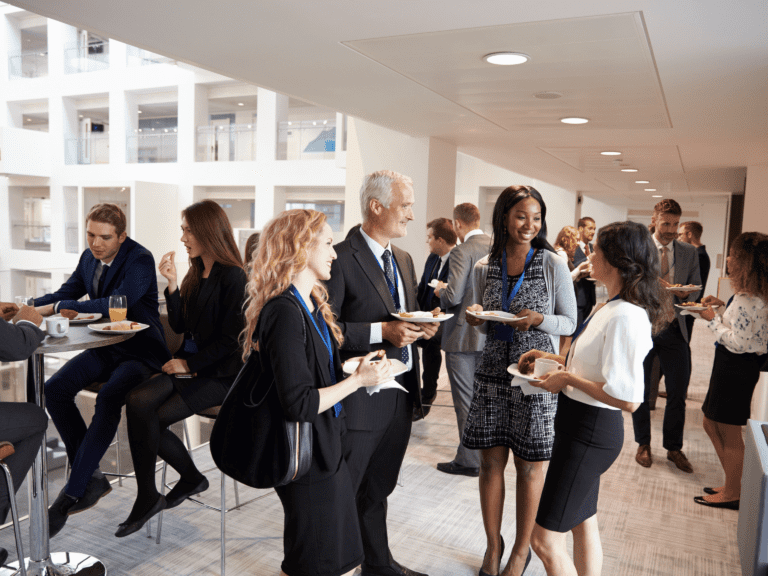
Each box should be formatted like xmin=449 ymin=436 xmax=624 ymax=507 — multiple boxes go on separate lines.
xmin=341 ymin=390 xmax=413 ymax=569
xmin=632 ymin=320 xmax=691 ymax=451
xmin=0 ymin=402 xmax=48 ymax=520
xmin=419 ymin=336 xmax=442 ymax=401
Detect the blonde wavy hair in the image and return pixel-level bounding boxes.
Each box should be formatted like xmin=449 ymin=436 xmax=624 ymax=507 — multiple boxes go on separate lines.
xmin=241 ymin=209 xmax=343 ymax=360
xmin=554 ymin=226 xmax=581 ymax=260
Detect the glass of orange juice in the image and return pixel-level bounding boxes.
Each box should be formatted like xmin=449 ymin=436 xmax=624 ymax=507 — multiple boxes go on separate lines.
xmin=109 ymin=295 xmax=127 ymax=322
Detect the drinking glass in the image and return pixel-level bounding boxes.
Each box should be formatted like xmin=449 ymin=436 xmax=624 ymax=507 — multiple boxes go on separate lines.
xmin=15 ymin=296 xmax=35 ymax=307
xmin=109 ymin=295 xmax=127 ymax=322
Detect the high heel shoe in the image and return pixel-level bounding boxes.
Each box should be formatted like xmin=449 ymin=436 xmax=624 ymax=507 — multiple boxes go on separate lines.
xmin=115 ymin=495 xmax=166 ymax=538
xmin=522 ymin=548 xmax=532 ymax=575
xmin=479 ymin=535 xmax=505 ymax=576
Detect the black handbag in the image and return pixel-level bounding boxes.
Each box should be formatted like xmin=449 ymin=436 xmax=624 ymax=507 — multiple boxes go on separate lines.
xmin=210 ymin=296 xmax=312 ymax=489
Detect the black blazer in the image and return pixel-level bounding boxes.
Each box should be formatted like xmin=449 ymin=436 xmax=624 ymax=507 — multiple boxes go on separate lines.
xmin=416 ymin=252 xmax=450 ymax=311
xmin=165 ymin=262 xmax=247 ymax=380
xmin=258 ymin=292 xmax=345 ymax=480
xmin=326 ymin=229 xmax=422 ymax=431
xmin=573 ymin=244 xmax=596 ymax=308
xmin=34 ymin=237 xmax=170 ymax=370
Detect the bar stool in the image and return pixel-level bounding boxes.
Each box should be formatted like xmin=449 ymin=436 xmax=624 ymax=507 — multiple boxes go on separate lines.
xmin=0 ymin=442 xmax=28 ymax=576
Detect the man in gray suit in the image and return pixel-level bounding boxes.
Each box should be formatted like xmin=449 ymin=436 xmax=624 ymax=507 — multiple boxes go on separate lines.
xmin=433 ymin=203 xmax=492 ymax=477
xmin=0 ymin=302 xmax=49 ymax=567
xmin=632 ymin=199 xmax=701 ymax=473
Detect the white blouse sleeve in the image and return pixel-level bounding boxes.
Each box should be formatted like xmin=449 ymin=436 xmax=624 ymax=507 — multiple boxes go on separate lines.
xmin=707 ymin=295 xmax=768 ymax=354
xmin=600 ymin=312 xmax=652 ymax=403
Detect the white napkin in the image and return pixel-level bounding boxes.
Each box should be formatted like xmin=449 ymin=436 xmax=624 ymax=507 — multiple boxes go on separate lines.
xmin=366 ymin=381 xmax=409 ymax=396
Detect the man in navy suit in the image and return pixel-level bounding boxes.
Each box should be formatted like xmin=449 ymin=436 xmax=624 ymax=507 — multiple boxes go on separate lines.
xmin=572 ymin=216 xmax=596 ymax=329
xmin=327 ymin=170 xmax=438 ymax=576
xmin=33 ymin=203 xmax=170 ymax=536
xmin=632 ymin=199 xmax=701 ymax=473
xmin=413 ymin=217 xmax=456 ymax=420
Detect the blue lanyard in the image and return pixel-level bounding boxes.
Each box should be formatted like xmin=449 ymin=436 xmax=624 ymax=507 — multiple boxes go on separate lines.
xmin=376 ymin=251 xmax=402 ymax=310
xmin=566 ymin=295 xmax=621 ymax=364
xmin=289 ymin=286 xmax=341 ymax=417
xmin=501 ymin=247 xmax=535 ymax=312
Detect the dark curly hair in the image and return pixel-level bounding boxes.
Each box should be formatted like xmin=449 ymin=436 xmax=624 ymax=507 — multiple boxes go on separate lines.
xmin=596 ymin=221 xmax=668 ymax=334
xmin=728 ymin=232 xmax=768 ymax=303
xmin=489 ymin=185 xmax=554 ymax=260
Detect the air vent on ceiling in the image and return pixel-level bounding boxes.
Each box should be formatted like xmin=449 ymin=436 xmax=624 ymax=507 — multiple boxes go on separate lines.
xmin=534 ymin=91 xmax=563 ymax=99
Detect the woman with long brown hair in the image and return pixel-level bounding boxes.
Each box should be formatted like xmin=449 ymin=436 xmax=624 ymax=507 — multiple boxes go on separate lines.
xmin=116 ymin=200 xmax=248 ymax=537
xmin=696 ymin=232 xmax=768 ymax=510
xmin=244 ymin=209 xmax=391 ymax=576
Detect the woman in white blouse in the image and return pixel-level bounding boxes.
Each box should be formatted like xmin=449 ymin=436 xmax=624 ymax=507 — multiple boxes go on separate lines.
xmin=516 ymin=221 xmax=665 ymax=576
xmin=696 ymin=232 xmax=768 ymax=510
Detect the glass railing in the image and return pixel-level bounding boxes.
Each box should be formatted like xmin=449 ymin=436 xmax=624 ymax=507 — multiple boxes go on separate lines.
xmin=8 ymin=51 xmax=48 ymax=79
xmin=63 ymin=41 xmax=109 ymax=74
xmin=277 ymin=120 xmax=336 ymax=160
xmin=64 ymin=134 xmax=110 ymax=165
xmin=126 ymin=132 xmax=177 ymax=163
xmin=11 ymin=222 xmax=51 ymax=251
xmin=126 ymin=46 xmax=175 ymax=66
xmin=196 ymin=124 xmax=257 ymax=162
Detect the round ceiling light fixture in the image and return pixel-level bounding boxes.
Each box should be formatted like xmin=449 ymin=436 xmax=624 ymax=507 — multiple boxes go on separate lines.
xmin=560 ymin=117 xmax=589 ymax=125
xmin=645 ymin=188 xmax=657 ymax=192
xmin=534 ymin=91 xmax=562 ymax=100
xmin=652 ymin=195 xmax=663 ymax=198
xmin=483 ymin=52 xmax=530 ymax=66
xmin=621 ymin=168 xmax=638 ymax=172
xmin=635 ymin=180 xmax=649 ymax=184
xmin=600 ymin=151 xmax=621 ymax=156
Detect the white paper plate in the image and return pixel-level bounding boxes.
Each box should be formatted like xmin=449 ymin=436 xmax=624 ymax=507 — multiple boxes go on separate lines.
xmin=391 ymin=312 xmax=453 ymax=323
xmin=466 ymin=310 xmax=527 ymax=322
xmin=428 ymin=279 xmax=440 ymax=288
xmin=665 ymin=285 xmax=702 ymax=292
xmin=674 ymin=304 xmax=709 ymax=312
xmin=507 ymin=363 xmax=553 ymax=395
xmin=342 ymin=358 xmax=409 ymax=395
xmin=51 ymin=312 xmax=102 ymax=324
xmin=88 ymin=321 xmax=149 ymax=334
xmin=506 ymin=363 xmax=541 ymax=382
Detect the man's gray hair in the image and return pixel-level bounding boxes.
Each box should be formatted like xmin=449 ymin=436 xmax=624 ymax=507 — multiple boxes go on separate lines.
xmin=360 ymin=170 xmax=413 ymax=220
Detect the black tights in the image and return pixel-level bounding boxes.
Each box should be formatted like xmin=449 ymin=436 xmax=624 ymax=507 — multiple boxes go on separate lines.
xmin=125 ymin=374 xmax=203 ymax=522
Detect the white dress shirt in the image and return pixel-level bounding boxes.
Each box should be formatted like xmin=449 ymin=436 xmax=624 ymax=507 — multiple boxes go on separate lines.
xmin=360 ymin=228 xmax=413 ymax=371
xmin=652 ymin=235 xmax=675 ymax=281
xmin=565 ymin=299 xmax=654 ymax=410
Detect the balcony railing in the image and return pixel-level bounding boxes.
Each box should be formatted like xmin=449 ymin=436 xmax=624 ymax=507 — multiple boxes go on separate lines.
xmin=8 ymin=51 xmax=48 ymax=79
xmin=65 ymin=134 xmax=110 ymax=165
xmin=196 ymin=124 xmax=257 ymax=162
xmin=277 ymin=120 xmax=336 ymax=160
xmin=126 ymin=46 xmax=175 ymax=67
xmin=12 ymin=222 xmax=51 ymax=251
xmin=126 ymin=133 xmax=177 ymax=163
xmin=64 ymin=41 xmax=109 ymax=74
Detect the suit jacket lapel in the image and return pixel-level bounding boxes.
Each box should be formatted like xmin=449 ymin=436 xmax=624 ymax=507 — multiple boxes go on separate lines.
xmin=438 ymin=254 xmax=450 ymax=282
xmin=100 ymin=239 xmax=132 ymax=298
xmin=187 ymin=263 xmax=221 ymax=332
xmin=392 ymin=247 xmax=416 ymax=311
xmin=673 ymin=241 xmax=685 ymax=285
xmin=350 ymin=232 xmax=398 ymax=314
xmin=87 ymin=255 xmax=100 ymax=299
xmin=298 ymin=299 xmax=332 ymax=388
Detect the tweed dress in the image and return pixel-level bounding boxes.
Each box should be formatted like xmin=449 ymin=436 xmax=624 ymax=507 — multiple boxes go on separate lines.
xmin=462 ymin=250 xmax=559 ymax=461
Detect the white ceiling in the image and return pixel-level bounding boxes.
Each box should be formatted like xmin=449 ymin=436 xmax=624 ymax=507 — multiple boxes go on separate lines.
xmin=7 ymin=0 xmax=767 ymax=207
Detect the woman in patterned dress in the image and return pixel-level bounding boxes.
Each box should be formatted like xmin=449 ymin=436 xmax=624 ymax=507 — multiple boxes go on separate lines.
xmin=464 ymin=186 xmax=577 ymax=576
xmin=696 ymin=232 xmax=768 ymax=509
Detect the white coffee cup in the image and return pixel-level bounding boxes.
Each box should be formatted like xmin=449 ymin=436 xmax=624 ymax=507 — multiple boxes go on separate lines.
xmin=46 ymin=316 xmax=69 ymax=338
xmin=533 ymin=358 xmax=564 ymax=379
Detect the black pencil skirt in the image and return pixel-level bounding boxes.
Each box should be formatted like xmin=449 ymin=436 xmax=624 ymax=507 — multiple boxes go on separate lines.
xmin=702 ymin=346 xmax=765 ymax=426
xmin=536 ymin=394 xmax=624 ymax=533
xmin=275 ymin=457 xmax=363 ymax=576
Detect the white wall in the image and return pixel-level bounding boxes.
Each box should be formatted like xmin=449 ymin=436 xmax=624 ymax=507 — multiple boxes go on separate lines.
xmin=580 ymin=196 xmax=627 ymax=229
xmin=743 ymin=164 xmax=768 ymax=235
xmin=133 ymin=181 xmax=179 ymax=267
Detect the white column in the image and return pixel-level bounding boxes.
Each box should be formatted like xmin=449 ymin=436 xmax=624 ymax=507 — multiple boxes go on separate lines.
xmin=177 ymin=79 xmax=197 ymax=165
xmin=112 ymin=90 xmax=136 ymax=164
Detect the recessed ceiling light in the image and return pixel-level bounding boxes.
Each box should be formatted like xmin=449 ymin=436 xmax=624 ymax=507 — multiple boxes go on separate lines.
xmin=635 ymin=180 xmax=649 ymax=184
xmin=601 ymin=151 xmax=621 ymax=156
xmin=621 ymin=168 xmax=638 ymax=172
xmin=237 ymin=102 xmax=244 ymax=106
xmin=26 ymin=118 xmax=31 ymax=121
xmin=138 ymin=110 xmax=143 ymax=114
xmin=561 ymin=117 xmax=589 ymax=125
xmin=534 ymin=91 xmax=562 ymax=100
xmin=483 ymin=52 xmax=530 ymax=66
xmin=645 ymin=188 xmax=657 ymax=192
xmin=78 ymin=115 xmax=83 ymax=118
xmin=652 ymin=195 xmax=663 ymax=198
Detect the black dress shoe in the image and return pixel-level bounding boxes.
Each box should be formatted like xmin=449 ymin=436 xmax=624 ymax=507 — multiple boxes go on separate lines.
xmin=413 ymin=394 xmax=437 ymax=421
xmin=479 ymin=535 xmax=504 ymax=576
xmin=0 ymin=547 xmax=8 ymax=567
xmin=437 ymin=460 xmax=480 ymax=478
xmin=49 ymin=490 xmax=77 ymax=538
xmin=68 ymin=476 xmax=112 ymax=514
xmin=165 ymin=476 xmax=209 ymax=509
xmin=360 ymin=559 xmax=428 ymax=576
xmin=115 ymin=496 xmax=166 ymax=538
xmin=693 ymin=496 xmax=739 ymax=510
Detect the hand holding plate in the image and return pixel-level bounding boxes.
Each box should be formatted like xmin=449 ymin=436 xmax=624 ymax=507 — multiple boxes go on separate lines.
xmin=465 ymin=304 xmax=485 ymax=326
xmin=530 ymin=370 xmax=570 ymax=393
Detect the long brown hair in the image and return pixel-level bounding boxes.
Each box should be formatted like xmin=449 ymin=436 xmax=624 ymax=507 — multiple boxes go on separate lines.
xmin=728 ymin=232 xmax=768 ymax=302
xmin=179 ymin=200 xmax=244 ymax=313
xmin=241 ymin=209 xmax=343 ymax=360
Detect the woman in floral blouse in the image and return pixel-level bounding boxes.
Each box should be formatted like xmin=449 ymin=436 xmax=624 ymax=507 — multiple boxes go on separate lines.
xmin=696 ymin=232 xmax=768 ymax=510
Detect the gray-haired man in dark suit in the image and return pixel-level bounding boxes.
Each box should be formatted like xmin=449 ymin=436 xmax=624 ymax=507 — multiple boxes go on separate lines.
xmin=433 ymin=203 xmax=491 ymax=477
